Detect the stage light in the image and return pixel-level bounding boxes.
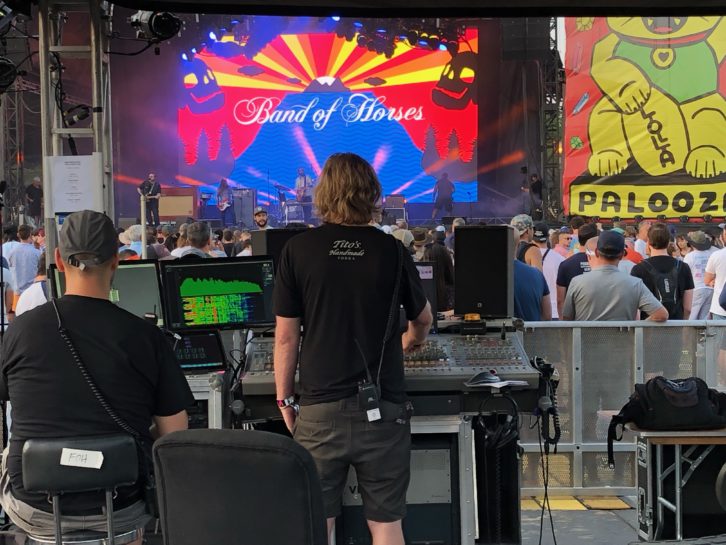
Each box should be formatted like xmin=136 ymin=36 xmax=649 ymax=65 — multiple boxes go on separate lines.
xmin=680 ymin=215 xmax=690 ymax=223
xmin=656 ymin=214 xmax=666 ymax=221
xmin=191 ymin=47 xmax=197 ymax=54
xmin=407 ymin=30 xmax=418 ymax=46
xmin=353 ymin=21 xmax=363 ymax=28
xmin=612 ymin=216 xmax=621 ymax=222
xmin=208 ymin=31 xmax=217 ymax=41
xmin=129 ymin=11 xmax=181 ymax=41
xmin=418 ymin=38 xmax=429 ymax=47
xmin=438 ymin=43 xmax=448 ymax=51
xmin=428 ymin=36 xmax=440 ymax=50
xmin=634 ymin=214 xmax=644 ymax=223
xmin=357 ymin=34 xmax=367 ymax=47
xmin=0 ymin=56 xmax=17 ymax=94
xmin=181 ymin=52 xmax=188 ymax=61
xmin=704 ymin=214 xmax=713 ymax=223
xmin=231 ymin=19 xmax=240 ymax=25
xmin=63 ymin=104 xmax=91 ymax=126
xmin=331 ymin=16 xmax=341 ymax=22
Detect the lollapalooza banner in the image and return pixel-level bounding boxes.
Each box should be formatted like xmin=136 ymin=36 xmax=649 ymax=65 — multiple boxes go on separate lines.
xmin=563 ymin=17 xmax=726 ymax=219
xmin=177 ymin=27 xmax=479 ymax=206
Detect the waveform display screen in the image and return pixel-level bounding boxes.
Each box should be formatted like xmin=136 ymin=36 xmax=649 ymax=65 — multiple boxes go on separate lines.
xmin=161 ymin=257 xmax=275 ymax=330
xmin=48 ymin=261 xmax=163 ymax=325
xmin=169 ymin=330 xmax=226 ymax=373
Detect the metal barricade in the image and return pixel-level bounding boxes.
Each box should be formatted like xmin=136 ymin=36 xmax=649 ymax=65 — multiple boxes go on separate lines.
xmin=519 ymin=321 xmax=726 ymax=496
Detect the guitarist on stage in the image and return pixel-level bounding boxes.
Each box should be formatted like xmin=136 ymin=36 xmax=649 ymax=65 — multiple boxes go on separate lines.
xmin=294 ymin=167 xmax=315 ymax=223
xmin=137 ymin=172 xmax=161 ymax=227
xmin=217 ymin=178 xmax=235 ymax=227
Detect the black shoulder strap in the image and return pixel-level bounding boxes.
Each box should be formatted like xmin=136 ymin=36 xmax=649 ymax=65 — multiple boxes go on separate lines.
xmin=39 ymin=280 xmax=48 ymax=301
xmin=376 ymin=239 xmax=403 ymax=386
xmin=543 ymin=248 xmax=551 ymax=261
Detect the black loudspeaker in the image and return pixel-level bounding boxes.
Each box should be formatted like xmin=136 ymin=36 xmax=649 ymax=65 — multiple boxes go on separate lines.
xmin=454 ymin=225 xmax=514 ymax=317
xmin=251 ymin=228 xmax=308 ymax=267
xmin=500 ymin=18 xmax=551 ymax=60
xmin=233 ymin=189 xmax=257 ymax=228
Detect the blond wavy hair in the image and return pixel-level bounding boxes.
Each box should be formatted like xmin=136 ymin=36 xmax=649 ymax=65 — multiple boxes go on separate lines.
xmin=314 ymin=153 xmax=381 ymax=225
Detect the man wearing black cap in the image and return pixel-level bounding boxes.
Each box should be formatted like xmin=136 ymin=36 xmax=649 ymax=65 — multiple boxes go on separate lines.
xmin=253 ymin=206 xmax=270 ymax=230
xmin=562 ymin=230 xmax=667 ymax=321
xmin=555 ymin=222 xmax=599 ymax=317
xmin=0 ymin=210 xmax=193 ymax=541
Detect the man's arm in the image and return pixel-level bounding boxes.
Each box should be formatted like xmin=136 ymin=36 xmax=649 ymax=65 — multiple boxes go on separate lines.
xmin=705 ymin=271 xmax=716 ymax=287
xmin=556 ymin=285 xmax=567 ymax=318
xmin=682 ymin=289 xmax=693 ymax=319
xmin=636 ymin=279 xmax=668 ymax=322
xmin=540 ymin=294 xmax=552 ymax=321
xmin=646 ymin=306 xmax=668 ymax=322
xmin=274 ymin=316 xmax=301 ymax=432
xmin=152 ymin=410 xmax=189 ymax=438
xmin=525 ymin=246 xmax=543 ymax=271
xmin=402 ymin=301 xmax=433 ymax=353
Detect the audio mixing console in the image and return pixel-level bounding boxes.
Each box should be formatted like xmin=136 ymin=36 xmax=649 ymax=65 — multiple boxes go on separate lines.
xmin=242 ymin=333 xmax=539 ymax=396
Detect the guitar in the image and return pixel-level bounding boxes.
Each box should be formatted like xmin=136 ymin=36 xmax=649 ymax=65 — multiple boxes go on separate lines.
xmin=218 ymin=200 xmax=232 ymax=211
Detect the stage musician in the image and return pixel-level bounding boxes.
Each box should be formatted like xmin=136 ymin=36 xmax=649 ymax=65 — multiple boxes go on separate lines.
xmin=273 ymin=152 xmax=433 ymax=545
xmin=137 ymin=172 xmax=161 ymax=227
xmin=430 ymin=173 xmax=454 ymax=221
xmin=217 ymin=179 xmax=235 ymax=227
xmin=294 ymin=167 xmax=315 ymax=223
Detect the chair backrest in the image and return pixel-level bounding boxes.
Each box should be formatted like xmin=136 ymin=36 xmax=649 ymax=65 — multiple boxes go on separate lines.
xmin=22 ymin=435 xmax=138 ymax=495
xmin=153 ymin=429 xmax=327 ymax=545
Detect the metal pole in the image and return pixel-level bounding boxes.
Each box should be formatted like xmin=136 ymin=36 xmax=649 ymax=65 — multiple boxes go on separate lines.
xmin=140 ymin=195 xmax=147 ymax=259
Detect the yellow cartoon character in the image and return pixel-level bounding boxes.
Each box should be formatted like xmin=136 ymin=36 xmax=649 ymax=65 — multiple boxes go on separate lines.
xmin=588 ymin=17 xmax=726 ymax=179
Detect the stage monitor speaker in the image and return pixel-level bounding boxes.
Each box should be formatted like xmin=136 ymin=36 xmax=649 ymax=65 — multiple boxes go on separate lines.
xmin=442 ymin=216 xmax=467 ymax=226
xmin=454 ymin=225 xmax=514 ymax=318
xmin=233 ymin=189 xmax=256 ymax=228
xmin=501 ymin=18 xmax=551 ymax=60
xmin=251 ymin=228 xmax=308 ymax=267
xmin=385 ymin=194 xmax=406 ymax=208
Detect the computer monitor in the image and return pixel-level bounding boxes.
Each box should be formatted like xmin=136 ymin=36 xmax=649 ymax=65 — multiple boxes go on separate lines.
xmin=160 ymin=257 xmax=275 ymax=331
xmin=47 ymin=260 xmax=164 ymax=325
xmin=415 ymin=261 xmax=438 ymax=332
xmin=169 ymin=330 xmax=227 ymax=373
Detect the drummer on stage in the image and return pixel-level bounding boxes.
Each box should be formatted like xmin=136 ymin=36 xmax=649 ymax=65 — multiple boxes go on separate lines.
xmin=294 ymin=167 xmax=315 ymax=223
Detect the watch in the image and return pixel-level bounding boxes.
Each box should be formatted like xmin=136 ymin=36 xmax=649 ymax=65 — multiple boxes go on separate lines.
xmin=276 ymin=396 xmax=296 ymax=409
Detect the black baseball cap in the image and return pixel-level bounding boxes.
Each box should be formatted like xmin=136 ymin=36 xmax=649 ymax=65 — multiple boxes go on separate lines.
xmin=532 ymin=222 xmax=549 ymax=242
xmin=597 ymin=230 xmax=625 ymax=258
xmin=58 ymin=210 xmax=118 ymax=269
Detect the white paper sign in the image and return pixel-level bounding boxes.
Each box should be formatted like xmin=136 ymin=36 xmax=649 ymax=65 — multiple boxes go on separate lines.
xmin=49 ymin=154 xmax=103 ymax=214
xmin=60 ymin=448 xmax=104 ymax=470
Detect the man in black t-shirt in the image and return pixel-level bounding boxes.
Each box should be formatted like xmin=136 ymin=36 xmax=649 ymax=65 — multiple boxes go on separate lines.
xmin=631 ymin=222 xmax=694 ymax=319
xmin=0 ymin=210 xmax=193 ymax=540
xmin=273 ymin=153 xmax=432 ymax=545
xmin=137 ymin=172 xmax=161 ymax=227
xmin=556 ymin=222 xmax=599 ymax=317
xmin=431 ymin=172 xmax=454 ymax=220
xmin=25 ymin=177 xmax=43 ymax=227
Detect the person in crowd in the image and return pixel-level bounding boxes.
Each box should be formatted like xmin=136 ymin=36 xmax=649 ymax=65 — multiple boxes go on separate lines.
xmin=683 ymin=230 xmax=717 ymax=319
xmin=31 ymin=228 xmax=45 ymax=253
xmin=180 ymin=222 xmax=213 ymax=259
xmin=423 ymin=241 xmax=454 ymax=313
xmin=146 ymin=226 xmax=170 ymax=259
xmin=634 ymin=220 xmax=652 ymax=259
xmin=170 ymin=224 xmax=191 ymax=258
xmin=253 ymin=207 xmax=270 ymax=231
xmin=120 ymin=225 xmax=144 ymax=256
xmin=0 ymin=210 xmax=192 ymax=543
xmin=555 ymin=222 xmax=599 ymax=317
xmin=512 ymin=229 xmax=551 ymax=321
xmin=392 ymin=227 xmax=414 ymax=253
xmin=704 ymin=227 xmax=726 ymax=319
xmin=233 ymin=229 xmax=252 ymax=256
xmin=568 ymin=216 xmax=586 ymax=253
xmin=431 ymin=172 xmax=455 ymax=221
xmin=444 ymin=218 xmax=465 ymax=253
xmin=25 ymin=177 xmax=43 ymax=227
xmin=221 ymin=229 xmax=236 ymax=257
xmin=510 ymin=214 xmax=543 ymax=271
xmin=676 ymin=235 xmax=692 ymax=259
xmin=554 ymin=227 xmax=573 ymax=258
xmin=236 ymin=239 xmax=252 ymax=257
xmin=562 ymin=232 xmax=667 ymax=321
xmin=273 ymin=152 xmax=432 ymax=545
xmin=411 ymin=228 xmax=430 ymax=262
xmin=9 ymin=225 xmax=41 ymax=303
xmin=2 ymin=225 xmax=20 ymax=266
xmin=119 ymin=249 xmax=139 ymax=260
xmin=533 ymin=222 xmax=563 ymax=319
xmin=15 ymin=253 xmax=48 ymax=317
xmin=630 ymin=223 xmax=694 ymax=320
xmin=160 ymin=225 xmax=176 ymax=254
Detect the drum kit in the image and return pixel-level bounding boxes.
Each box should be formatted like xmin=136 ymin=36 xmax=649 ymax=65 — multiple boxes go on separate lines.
xmin=272 ymin=184 xmax=311 ymax=225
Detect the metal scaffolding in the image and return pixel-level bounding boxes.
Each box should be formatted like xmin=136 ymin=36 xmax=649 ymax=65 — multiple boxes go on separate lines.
xmin=38 ymin=0 xmax=114 ymax=261
xmin=541 ymin=17 xmax=564 ymax=222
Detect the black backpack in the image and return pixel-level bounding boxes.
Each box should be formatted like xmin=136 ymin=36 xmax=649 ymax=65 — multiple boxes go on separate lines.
xmin=642 ymin=259 xmax=681 ymax=315
xmin=607 ymin=376 xmax=726 ymax=467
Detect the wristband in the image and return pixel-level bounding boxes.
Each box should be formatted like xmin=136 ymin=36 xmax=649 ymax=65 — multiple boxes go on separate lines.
xmin=276 ymin=396 xmax=296 ymax=409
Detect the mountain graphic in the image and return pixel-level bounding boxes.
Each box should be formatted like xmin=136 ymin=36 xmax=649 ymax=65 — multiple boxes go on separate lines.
xmin=228 ymin=91 xmax=444 ymax=202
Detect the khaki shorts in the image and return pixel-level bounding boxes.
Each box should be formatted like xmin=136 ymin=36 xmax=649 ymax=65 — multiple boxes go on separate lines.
xmin=0 ymin=448 xmax=152 ymax=537
xmin=293 ymin=395 xmax=411 ymax=523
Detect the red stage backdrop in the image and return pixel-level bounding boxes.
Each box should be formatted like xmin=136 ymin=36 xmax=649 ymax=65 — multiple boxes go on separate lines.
xmin=563 ymin=17 xmax=726 ymax=219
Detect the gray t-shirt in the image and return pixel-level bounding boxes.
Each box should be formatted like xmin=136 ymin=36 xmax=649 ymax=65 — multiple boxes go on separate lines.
xmin=563 ymin=265 xmax=664 ymax=321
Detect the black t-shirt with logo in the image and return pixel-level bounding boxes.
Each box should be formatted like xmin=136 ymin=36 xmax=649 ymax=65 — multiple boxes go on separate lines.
xmin=273 ymin=224 xmax=428 ymax=405
xmin=0 ymin=296 xmax=194 ymax=513
xmin=556 ymin=253 xmax=591 ymax=289
xmin=631 ymin=256 xmax=694 ymax=319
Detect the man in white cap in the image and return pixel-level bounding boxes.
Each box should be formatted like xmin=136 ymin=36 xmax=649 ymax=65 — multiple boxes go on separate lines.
xmin=253 ymin=207 xmax=270 ymax=230
xmin=0 ymin=210 xmax=193 ymax=543
xmin=683 ymin=230 xmax=717 ymax=319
